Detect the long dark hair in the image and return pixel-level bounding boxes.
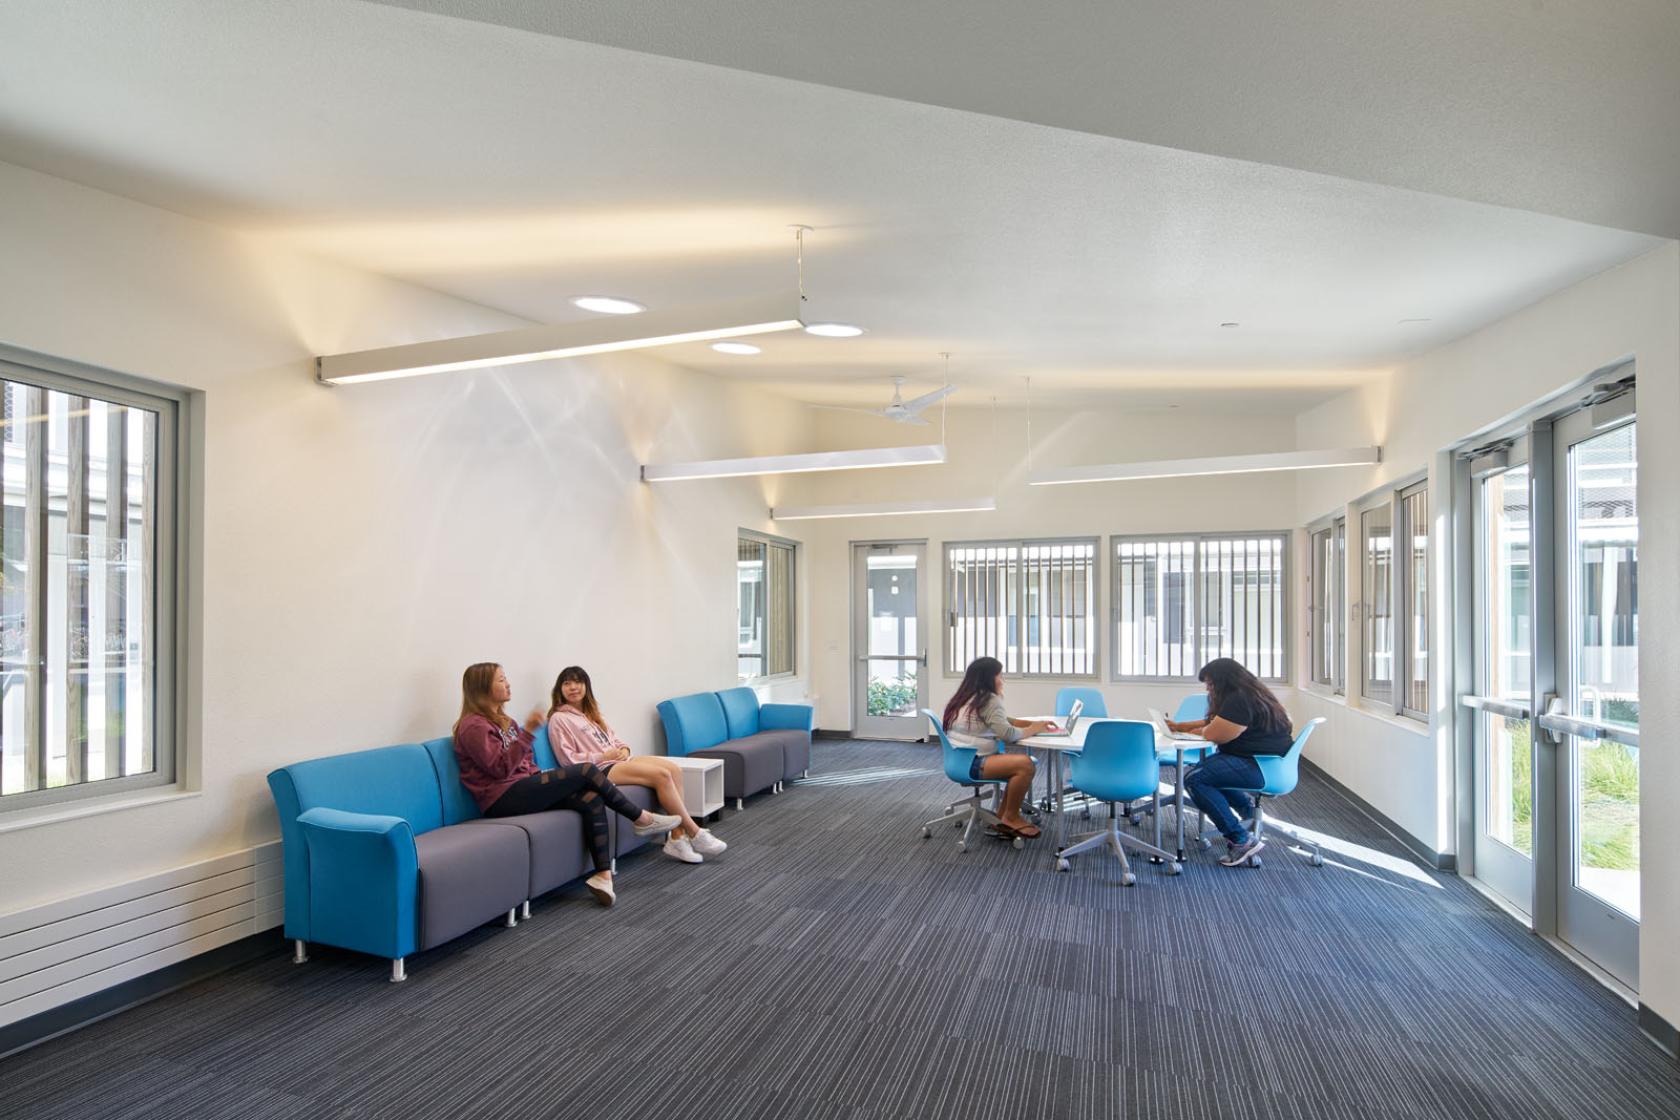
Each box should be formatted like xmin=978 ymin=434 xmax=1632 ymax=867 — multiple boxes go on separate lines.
xmin=549 ymin=665 xmax=607 ymax=729
xmin=455 ymin=662 xmax=509 ymax=733
xmin=1198 ymin=658 xmax=1289 ymax=733
xmin=944 ymin=656 xmax=1004 ymax=730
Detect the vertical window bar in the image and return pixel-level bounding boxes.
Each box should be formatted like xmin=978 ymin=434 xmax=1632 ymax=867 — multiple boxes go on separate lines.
xmin=104 ymin=404 xmax=128 ymax=777
xmin=23 ymin=386 xmax=48 ymax=793
xmin=66 ymin=397 xmax=90 ymax=786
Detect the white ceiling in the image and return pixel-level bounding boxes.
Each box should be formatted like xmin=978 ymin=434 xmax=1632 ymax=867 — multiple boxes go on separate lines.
xmin=0 ymin=0 xmax=1665 ymax=411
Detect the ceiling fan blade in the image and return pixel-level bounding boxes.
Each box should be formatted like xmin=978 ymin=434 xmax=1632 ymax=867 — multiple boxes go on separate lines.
xmin=897 ymin=414 xmax=932 ymax=426
xmin=902 ymin=384 xmax=958 ymax=414
xmin=809 ymin=403 xmax=889 ymax=417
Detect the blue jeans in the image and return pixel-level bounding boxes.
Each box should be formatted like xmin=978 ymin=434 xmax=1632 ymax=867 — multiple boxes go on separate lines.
xmin=1183 ymin=753 xmax=1265 ymax=844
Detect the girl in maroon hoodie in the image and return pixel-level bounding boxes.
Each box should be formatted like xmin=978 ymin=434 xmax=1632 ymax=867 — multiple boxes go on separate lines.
xmin=452 ymin=662 xmax=678 ymax=906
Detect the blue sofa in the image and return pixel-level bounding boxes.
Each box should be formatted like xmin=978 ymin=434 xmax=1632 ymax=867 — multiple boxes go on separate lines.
xmin=267 ymin=725 xmax=656 ymax=981
xmin=657 ymin=687 xmax=812 ymax=810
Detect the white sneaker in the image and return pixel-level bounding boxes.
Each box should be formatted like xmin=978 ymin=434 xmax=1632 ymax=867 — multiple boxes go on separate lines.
xmin=632 ymin=811 xmax=682 ymax=837
xmin=585 ymin=872 xmax=616 ymax=907
xmin=662 ymin=835 xmax=703 ymax=864
xmin=689 ymin=829 xmax=728 ymax=857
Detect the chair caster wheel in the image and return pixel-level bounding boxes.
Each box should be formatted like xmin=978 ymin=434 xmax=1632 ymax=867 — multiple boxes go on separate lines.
xmin=1128 ymin=815 xmax=1143 ymax=826
xmin=1121 ymin=873 xmax=1137 ymax=887
xmin=1167 ymin=862 xmax=1182 ymax=876
xmin=1309 ymin=853 xmax=1323 ymax=867
xmin=1012 ymin=837 xmax=1024 ymax=851
xmin=954 ymin=820 xmax=963 ymax=829
xmin=1196 ymin=838 xmax=1212 ymax=851
xmin=956 ymin=841 xmax=967 ymax=852
xmin=1249 ymin=856 xmax=1262 ymax=868
xmin=1056 ymin=858 xmax=1070 ymax=872
xmin=921 ymin=827 xmax=931 ymax=839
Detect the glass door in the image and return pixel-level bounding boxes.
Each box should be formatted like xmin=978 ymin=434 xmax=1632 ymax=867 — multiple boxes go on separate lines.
xmin=852 ymin=542 xmax=928 ymax=739
xmin=1466 ymin=442 xmax=1534 ymax=913
xmin=1540 ymin=411 xmax=1639 ymax=985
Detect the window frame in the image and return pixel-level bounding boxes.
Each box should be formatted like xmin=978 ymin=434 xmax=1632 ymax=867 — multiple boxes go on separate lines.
xmin=1308 ymin=515 xmax=1346 ymax=695
xmin=735 ymin=528 xmax=798 ymax=684
xmin=942 ymin=535 xmax=1100 ymax=680
xmin=1357 ymin=474 xmax=1429 ymax=722
xmin=0 ymin=346 xmax=188 ymax=816
xmin=1109 ymin=530 xmax=1291 ymax=684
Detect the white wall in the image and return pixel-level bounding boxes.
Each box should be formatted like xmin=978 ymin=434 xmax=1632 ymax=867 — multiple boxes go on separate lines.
xmin=0 ymin=159 xmax=813 ymax=915
xmin=1290 ymin=243 xmax=1680 ymax=1025
xmin=778 ymin=402 xmax=1305 ymax=730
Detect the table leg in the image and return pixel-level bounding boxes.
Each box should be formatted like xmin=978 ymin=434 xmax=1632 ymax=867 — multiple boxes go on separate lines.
xmin=1050 ymin=750 xmax=1063 ymax=851
xmin=1175 ymin=747 xmax=1187 ymax=861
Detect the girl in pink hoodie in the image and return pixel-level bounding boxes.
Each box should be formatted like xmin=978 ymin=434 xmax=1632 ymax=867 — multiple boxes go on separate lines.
xmin=547 ymin=666 xmax=727 ymax=864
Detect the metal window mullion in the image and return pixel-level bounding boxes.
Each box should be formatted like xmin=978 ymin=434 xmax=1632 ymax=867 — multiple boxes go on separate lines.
xmin=65 ymin=398 xmax=90 ymax=785
xmin=105 ymin=406 xmax=128 ymax=776
xmin=22 ymin=386 xmax=48 ymax=793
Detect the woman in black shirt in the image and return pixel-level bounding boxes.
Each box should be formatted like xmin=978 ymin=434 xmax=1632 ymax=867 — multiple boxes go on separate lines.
xmin=1166 ymin=658 xmax=1294 ymax=866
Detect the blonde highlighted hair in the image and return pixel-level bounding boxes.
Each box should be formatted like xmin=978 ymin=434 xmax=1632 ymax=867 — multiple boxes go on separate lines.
xmin=455 ymin=662 xmax=511 ymax=733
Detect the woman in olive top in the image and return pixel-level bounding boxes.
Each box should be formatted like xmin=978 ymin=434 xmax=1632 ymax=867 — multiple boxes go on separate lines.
xmin=943 ymin=656 xmax=1055 ymax=839
xmin=452 ymin=662 xmax=680 ymax=906
xmin=547 ymin=665 xmax=726 ymax=865
xmin=1167 ymin=657 xmax=1295 ymax=866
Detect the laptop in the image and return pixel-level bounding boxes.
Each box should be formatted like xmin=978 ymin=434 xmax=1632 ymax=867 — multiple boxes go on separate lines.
xmin=1040 ymin=698 xmax=1083 ymax=739
xmin=1147 ymin=707 xmax=1204 ymax=741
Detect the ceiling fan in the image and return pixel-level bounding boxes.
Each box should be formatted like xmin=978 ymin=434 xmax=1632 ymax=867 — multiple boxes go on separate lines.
xmin=817 ymin=377 xmax=957 ymax=425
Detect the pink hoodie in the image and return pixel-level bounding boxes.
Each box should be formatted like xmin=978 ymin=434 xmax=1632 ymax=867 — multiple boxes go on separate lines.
xmin=547 ymin=704 xmax=633 ymax=768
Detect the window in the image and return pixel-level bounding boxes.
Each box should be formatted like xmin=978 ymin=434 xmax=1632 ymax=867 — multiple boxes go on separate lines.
xmin=2 ymin=357 xmax=181 ymax=812
xmin=1113 ymin=533 xmax=1287 ymax=681
xmin=1310 ymin=518 xmax=1345 ymax=692
xmin=1361 ymin=479 xmax=1429 ymax=719
xmin=736 ymin=532 xmax=795 ymax=681
xmin=945 ymin=538 xmax=1096 ymax=677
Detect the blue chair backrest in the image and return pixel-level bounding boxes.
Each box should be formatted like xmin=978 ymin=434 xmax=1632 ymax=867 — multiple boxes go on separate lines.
xmin=1054 ymin=687 xmax=1108 ymax=718
xmin=658 ymin=692 xmax=731 ymax=755
xmin=1172 ymin=693 xmax=1209 ymax=722
xmin=717 ymin=687 xmax=762 ymax=738
xmin=421 ymin=736 xmax=483 ymax=826
xmin=922 ymin=708 xmax=983 ymax=786
xmin=1256 ymin=717 xmax=1325 ymax=795
xmin=1067 ymin=720 xmax=1159 ymax=804
xmin=530 ymin=721 xmax=559 ymax=769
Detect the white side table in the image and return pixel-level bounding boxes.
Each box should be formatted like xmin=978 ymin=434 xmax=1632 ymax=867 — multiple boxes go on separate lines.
xmin=668 ymin=756 xmax=725 ymax=820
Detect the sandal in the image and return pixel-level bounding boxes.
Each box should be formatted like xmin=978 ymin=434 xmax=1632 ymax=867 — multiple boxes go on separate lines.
xmin=992 ymin=821 xmax=1042 ymax=840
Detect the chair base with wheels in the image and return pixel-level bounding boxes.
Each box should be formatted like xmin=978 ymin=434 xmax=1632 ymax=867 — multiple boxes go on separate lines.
xmin=1056 ymin=790 xmax=1180 ymax=883
xmin=1197 ymin=795 xmax=1323 ymax=868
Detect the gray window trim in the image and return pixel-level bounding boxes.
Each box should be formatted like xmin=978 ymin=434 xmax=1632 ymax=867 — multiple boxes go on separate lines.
xmin=736 ymin=528 xmax=798 ymax=683
xmin=942 ymin=535 xmax=1101 ymax=680
xmin=0 ymin=344 xmax=191 ymax=816
xmin=1109 ymin=530 xmax=1291 ymax=684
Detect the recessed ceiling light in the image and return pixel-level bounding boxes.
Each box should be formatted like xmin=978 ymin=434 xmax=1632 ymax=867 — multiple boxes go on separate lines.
xmin=1220 ymin=322 xmax=1240 ymax=328
xmin=804 ymin=322 xmax=865 ymax=338
xmin=711 ymin=341 xmax=762 ymax=355
xmin=572 ymin=296 xmax=646 ymax=315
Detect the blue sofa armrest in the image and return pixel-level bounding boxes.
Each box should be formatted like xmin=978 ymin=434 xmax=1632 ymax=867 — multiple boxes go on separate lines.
xmin=760 ymin=703 xmax=814 ymax=733
xmin=297 ymin=807 xmax=420 ymax=960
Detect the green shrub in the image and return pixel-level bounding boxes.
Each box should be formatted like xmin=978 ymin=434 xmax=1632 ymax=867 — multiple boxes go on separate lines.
xmin=867 ymin=676 xmax=918 ymax=716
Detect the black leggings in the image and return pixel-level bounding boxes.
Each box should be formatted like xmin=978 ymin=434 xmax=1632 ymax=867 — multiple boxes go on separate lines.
xmin=486 ymin=764 xmax=644 ymax=873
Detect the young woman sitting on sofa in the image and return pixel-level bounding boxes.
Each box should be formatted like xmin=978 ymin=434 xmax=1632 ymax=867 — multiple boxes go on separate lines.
xmin=547 ymin=665 xmax=727 ymax=865
xmin=452 ymin=662 xmax=680 ymax=907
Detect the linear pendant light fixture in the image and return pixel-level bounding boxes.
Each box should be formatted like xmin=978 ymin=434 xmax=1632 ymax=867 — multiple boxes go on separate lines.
xmin=1026 ymin=446 xmax=1381 ymax=486
xmin=316 ymin=226 xmax=858 ymax=386
xmin=317 ymin=296 xmax=802 ymax=385
xmin=770 ymin=496 xmax=996 ymax=520
xmin=643 ymin=443 xmax=945 ymax=483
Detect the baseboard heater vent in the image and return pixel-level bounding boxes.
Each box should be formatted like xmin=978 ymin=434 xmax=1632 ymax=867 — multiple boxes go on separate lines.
xmin=0 ymin=843 xmax=283 ymax=1030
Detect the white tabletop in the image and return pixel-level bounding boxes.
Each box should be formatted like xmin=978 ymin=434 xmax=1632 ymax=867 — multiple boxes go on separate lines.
xmin=1017 ymin=715 xmax=1120 ymax=750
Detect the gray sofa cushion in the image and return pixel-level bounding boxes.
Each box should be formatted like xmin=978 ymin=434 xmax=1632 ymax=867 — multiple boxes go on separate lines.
xmin=414 ymin=822 xmax=528 ymax=949
xmin=692 ymin=734 xmax=783 ymax=801
xmin=464 ymin=810 xmax=590 ymax=897
xmin=761 ymin=729 xmax=810 ymax=780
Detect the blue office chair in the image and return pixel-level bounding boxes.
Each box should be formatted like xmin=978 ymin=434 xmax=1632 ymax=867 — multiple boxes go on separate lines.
xmin=919 ymin=709 xmax=1024 ymax=852
xmin=1199 ymin=717 xmax=1327 ymax=867
xmin=1057 ymin=720 xmax=1180 ymax=884
xmin=1053 ymin=687 xmax=1108 ymax=718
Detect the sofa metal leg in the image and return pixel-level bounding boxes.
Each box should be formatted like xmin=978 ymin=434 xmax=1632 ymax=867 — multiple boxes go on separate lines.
xmin=803 ymin=769 xmax=809 ymax=779
xmin=521 ymin=900 xmax=531 ymax=920
xmin=735 ymin=797 xmax=744 ymax=812
xmin=292 ymin=939 xmax=308 ymax=965
xmin=390 ymin=957 xmax=407 ymax=983
xmin=505 ymin=908 xmax=518 ymax=928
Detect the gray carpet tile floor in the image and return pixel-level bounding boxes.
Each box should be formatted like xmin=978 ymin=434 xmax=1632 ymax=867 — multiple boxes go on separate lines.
xmin=5 ymin=739 xmax=1679 ymax=1119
